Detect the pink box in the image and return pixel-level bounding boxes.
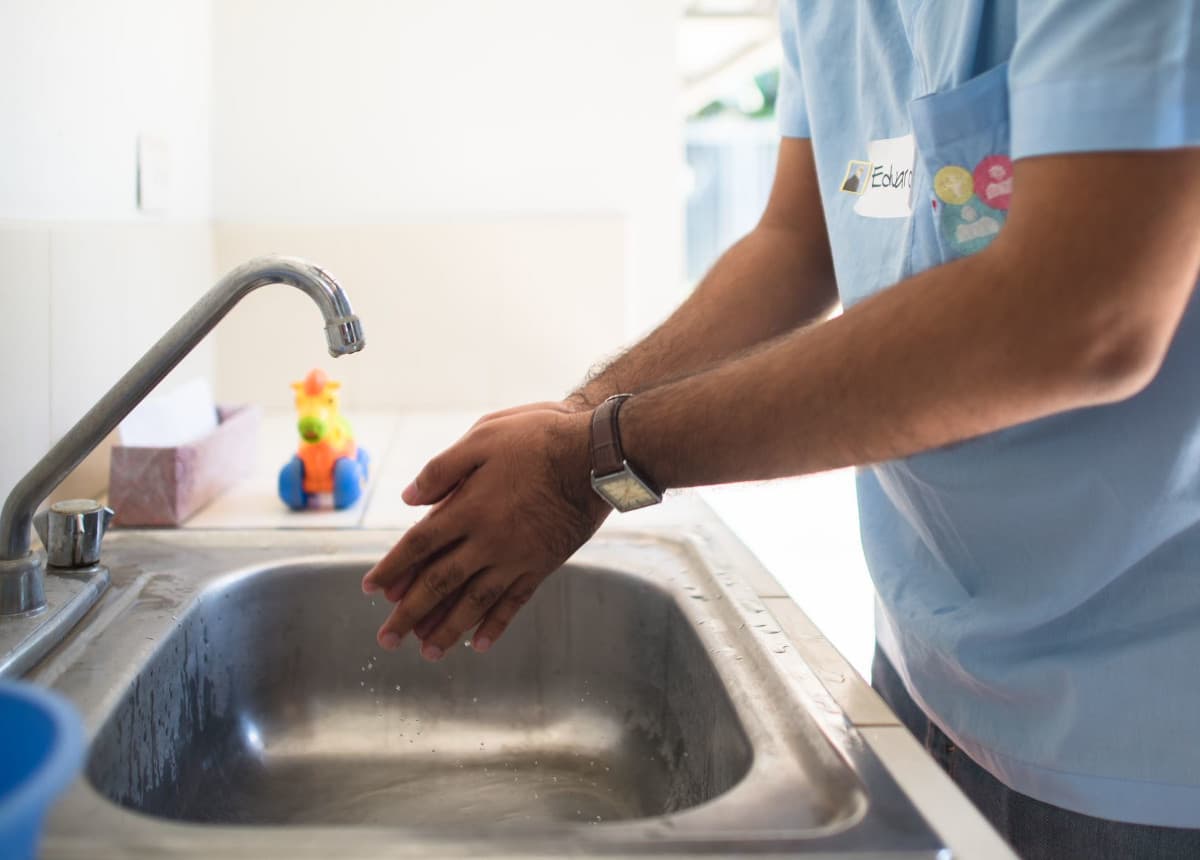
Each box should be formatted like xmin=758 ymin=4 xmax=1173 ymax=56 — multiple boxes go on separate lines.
xmin=109 ymin=404 xmax=260 ymax=527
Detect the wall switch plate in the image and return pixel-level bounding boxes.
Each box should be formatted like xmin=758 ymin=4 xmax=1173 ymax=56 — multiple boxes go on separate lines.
xmin=136 ymin=133 xmax=171 ymax=212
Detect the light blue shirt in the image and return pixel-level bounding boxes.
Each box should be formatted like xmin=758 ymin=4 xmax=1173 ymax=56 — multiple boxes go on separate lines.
xmin=779 ymin=0 xmax=1200 ymax=827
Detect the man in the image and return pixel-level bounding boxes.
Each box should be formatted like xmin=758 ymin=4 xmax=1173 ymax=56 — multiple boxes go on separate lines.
xmin=362 ymin=2 xmax=1200 ymax=857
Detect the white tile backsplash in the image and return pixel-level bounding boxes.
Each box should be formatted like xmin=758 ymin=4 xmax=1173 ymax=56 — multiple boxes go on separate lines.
xmin=0 ymin=220 xmax=215 ymax=505
xmin=0 ymin=225 xmax=52 ymax=504
xmin=48 ymin=225 xmax=136 ymax=438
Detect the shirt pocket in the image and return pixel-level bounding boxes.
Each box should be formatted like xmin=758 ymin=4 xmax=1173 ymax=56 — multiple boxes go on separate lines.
xmin=908 ymin=63 xmax=1012 ymax=274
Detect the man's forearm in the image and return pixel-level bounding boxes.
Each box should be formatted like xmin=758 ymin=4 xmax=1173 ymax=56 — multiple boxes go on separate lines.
xmin=569 ymin=224 xmax=837 ymax=408
xmin=618 ymin=245 xmax=1163 ymax=489
xmin=617 ymin=256 xmax=1085 ymax=487
xmin=612 ymin=150 xmax=1200 ymax=491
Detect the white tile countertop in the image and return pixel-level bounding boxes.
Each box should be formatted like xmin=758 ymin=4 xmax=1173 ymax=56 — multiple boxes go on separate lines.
xmin=162 ymin=411 xmax=1015 ymax=859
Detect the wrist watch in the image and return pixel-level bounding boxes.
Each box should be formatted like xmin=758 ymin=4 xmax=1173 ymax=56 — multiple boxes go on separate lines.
xmin=589 ymin=394 xmax=662 ymax=512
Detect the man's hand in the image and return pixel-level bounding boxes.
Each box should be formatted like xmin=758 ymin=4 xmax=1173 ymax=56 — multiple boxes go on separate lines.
xmin=467 ymin=397 xmax=589 ymax=431
xmin=361 ymin=407 xmax=610 ymax=660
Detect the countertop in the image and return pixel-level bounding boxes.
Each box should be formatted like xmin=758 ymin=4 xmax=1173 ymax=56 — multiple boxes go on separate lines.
xmin=128 ymin=411 xmax=1015 ymax=859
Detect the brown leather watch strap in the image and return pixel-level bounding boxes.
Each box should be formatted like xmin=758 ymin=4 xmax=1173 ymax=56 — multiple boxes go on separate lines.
xmin=590 ymin=394 xmax=632 ymax=478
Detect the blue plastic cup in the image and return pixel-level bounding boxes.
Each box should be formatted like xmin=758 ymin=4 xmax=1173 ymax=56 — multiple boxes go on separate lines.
xmin=0 ymin=681 xmax=85 ymax=860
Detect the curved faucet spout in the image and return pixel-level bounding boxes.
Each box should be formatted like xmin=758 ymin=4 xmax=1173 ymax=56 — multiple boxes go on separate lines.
xmin=220 ymin=257 xmax=365 ymax=358
xmin=0 ymin=256 xmax=364 ymax=600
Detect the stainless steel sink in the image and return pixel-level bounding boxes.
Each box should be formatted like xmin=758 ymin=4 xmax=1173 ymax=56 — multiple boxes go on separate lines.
xmin=35 ymin=527 xmax=946 ymax=858
xmin=88 ymin=560 xmax=756 ymax=827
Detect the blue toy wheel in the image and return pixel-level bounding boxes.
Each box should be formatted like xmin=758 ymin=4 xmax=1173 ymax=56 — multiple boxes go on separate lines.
xmin=278 ymin=456 xmax=309 ymax=511
xmin=355 ymin=446 xmax=370 ymax=480
xmin=333 ymin=456 xmax=365 ymax=510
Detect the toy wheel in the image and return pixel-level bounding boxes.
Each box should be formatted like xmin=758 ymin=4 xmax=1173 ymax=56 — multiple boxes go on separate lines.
xmin=279 ymin=456 xmax=309 ymax=511
xmin=333 ymin=457 xmax=365 ymax=510
xmin=355 ymin=446 xmax=371 ymax=480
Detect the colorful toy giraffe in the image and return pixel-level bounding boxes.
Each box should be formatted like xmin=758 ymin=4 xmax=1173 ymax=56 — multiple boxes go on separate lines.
xmin=278 ymin=369 xmax=370 ymax=510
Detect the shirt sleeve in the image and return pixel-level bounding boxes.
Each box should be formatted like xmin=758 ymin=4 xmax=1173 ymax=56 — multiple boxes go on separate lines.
xmin=777 ymin=1 xmax=811 ymax=139
xmin=1009 ymin=0 xmax=1200 ymax=158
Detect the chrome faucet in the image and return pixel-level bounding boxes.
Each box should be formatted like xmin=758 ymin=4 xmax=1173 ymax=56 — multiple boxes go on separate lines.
xmin=0 ymin=256 xmax=363 ymax=674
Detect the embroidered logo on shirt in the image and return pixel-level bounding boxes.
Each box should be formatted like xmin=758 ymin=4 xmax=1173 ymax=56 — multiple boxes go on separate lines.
xmin=933 ymin=154 xmax=1011 ymax=256
xmin=933 ymin=166 xmax=974 ymax=205
xmin=973 ymin=155 xmax=1013 ymax=210
xmin=843 ymin=134 xmax=915 ymax=219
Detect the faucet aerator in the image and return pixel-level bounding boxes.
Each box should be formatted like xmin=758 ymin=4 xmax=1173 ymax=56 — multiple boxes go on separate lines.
xmin=325 ymin=316 xmax=366 ymax=357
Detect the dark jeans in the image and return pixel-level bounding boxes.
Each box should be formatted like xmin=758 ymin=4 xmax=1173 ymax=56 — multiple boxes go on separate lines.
xmin=871 ymin=647 xmax=1200 ymax=860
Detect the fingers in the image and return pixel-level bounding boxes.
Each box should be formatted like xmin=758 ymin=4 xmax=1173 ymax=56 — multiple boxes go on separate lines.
xmin=376 ymin=546 xmax=483 ymax=651
xmin=383 ymin=565 xmax=419 ymax=603
xmin=361 ymin=518 xmax=462 ymax=595
xmin=402 ymin=436 xmax=486 ymax=506
xmin=471 ymin=573 xmax=542 ymax=654
xmin=413 ymin=591 xmax=459 ymax=640
xmin=419 ymin=568 xmax=513 ymax=657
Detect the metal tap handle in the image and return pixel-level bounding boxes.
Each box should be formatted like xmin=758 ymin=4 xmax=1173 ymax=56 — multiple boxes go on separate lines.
xmin=33 ymin=500 xmax=114 ymax=569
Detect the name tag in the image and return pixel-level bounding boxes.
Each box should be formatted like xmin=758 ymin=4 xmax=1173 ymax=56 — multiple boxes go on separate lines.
xmin=840 ymin=134 xmax=915 ymax=220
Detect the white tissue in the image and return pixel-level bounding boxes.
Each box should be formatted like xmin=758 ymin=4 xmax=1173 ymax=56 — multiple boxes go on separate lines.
xmin=118 ymin=377 xmax=219 ymax=448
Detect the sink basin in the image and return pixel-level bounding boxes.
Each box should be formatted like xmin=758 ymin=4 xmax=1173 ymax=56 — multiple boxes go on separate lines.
xmin=88 ymin=561 xmax=753 ymax=827
xmin=35 ymin=527 xmax=946 ymax=858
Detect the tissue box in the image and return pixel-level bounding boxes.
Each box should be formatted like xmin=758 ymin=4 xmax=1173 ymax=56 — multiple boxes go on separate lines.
xmin=109 ymin=404 xmax=261 ymax=527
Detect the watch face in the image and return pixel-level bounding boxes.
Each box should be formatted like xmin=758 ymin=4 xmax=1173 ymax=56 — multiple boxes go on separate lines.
xmin=592 ymin=469 xmax=661 ymax=512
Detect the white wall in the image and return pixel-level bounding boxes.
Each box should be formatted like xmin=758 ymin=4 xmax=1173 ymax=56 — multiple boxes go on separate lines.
xmin=0 ymin=0 xmax=686 ymax=503
xmin=211 ymin=0 xmax=684 ymax=409
xmin=0 ymin=0 xmax=212 ymax=221
xmin=0 ymin=0 xmax=216 ymax=504
xmin=213 ymin=219 xmax=627 ymax=413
